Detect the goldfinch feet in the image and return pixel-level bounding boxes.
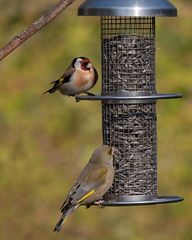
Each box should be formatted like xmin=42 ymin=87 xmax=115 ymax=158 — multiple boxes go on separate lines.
xmin=85 ymin=92 xmax=95 ymax=96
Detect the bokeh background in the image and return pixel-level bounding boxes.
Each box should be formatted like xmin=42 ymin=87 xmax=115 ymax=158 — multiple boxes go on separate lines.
xmin=0 ymin=0 xmax=192 ymax=239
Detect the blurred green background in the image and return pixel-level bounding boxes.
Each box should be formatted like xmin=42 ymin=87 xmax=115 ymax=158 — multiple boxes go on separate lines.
xmin=0 ymin=0 xmax=192 ymax=239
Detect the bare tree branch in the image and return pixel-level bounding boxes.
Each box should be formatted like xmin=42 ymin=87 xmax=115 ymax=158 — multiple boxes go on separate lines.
xmin=0 ymin=0 xmax=76 ymax=61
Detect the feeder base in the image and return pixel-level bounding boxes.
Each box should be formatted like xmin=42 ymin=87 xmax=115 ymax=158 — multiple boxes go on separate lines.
xmin=99 ymin=196 xmax=184 ymax=206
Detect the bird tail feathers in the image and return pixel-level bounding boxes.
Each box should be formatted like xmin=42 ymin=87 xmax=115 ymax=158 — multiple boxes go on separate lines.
xmin=42 ymin=86 xmax=59 ymax=94
xmin=54 ymin=205 xmax=79 ymax=232
xmin=43 ymin=79 xmax=63 ymax=94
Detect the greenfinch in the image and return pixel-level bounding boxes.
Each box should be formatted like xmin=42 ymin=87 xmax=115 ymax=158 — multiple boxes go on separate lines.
xmin=54 ymin=145 xmax=115 ymax=232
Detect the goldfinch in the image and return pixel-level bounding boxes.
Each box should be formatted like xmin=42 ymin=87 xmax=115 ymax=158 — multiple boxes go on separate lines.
xmin=54 ymin=145 xmax=116 ymax=232
xmin=43 ymin=57 xmax=98 ymax=96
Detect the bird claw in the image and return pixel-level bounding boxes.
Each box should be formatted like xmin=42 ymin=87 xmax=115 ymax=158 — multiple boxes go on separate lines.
xmin=94 ymin=200 xmax=105 ymax=208
xmin=85 ymin=92 xmax=95 ymax=96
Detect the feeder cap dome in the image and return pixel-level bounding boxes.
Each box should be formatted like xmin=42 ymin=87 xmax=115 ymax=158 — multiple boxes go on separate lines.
xmin=78 ymin=0 xmax=177 ymax=17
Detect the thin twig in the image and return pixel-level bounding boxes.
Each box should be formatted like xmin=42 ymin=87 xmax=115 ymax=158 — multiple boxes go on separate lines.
xmin=0 ymin=0 xmax=76 ymax=61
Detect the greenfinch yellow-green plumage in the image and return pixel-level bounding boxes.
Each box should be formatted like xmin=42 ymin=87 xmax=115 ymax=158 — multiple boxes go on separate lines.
xmin=54 ymin=145 xmax=115 ymax=232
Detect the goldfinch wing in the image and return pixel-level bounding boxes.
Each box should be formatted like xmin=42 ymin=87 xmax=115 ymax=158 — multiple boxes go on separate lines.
xmin=60 ymin=66 xmax=75 ymax=84
xmin=51 ymin=67 xmax=75 ymax=86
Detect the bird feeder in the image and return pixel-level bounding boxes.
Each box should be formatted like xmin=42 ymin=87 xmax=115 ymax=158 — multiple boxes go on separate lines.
xmin=76 ymin=0 xmax=183 ymax=206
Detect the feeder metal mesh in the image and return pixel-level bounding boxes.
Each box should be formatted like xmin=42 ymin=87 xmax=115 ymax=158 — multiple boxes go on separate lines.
xmin=101 ymin=17 xmax=156 ymax=93
xmin=101 ymin=17 xmax=157 ymax=200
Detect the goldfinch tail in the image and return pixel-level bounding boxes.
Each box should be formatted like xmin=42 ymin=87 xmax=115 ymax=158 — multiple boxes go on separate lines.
xmin=42 ymin=87 xmax=58 ymax=94
xmin=43 ymin=79 xmax=62 ymax=94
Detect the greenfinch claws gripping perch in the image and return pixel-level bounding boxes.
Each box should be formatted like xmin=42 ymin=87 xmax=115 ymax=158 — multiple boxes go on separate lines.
xmin=54 ymin=145 xmax=116 ymax=232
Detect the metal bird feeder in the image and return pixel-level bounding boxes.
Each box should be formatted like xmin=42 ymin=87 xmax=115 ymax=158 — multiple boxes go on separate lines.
xmin=76 ymin=0 xmax=183 ymax=206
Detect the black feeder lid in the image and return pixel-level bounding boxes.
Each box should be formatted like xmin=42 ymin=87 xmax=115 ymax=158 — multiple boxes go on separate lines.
xmin=78 ymin=0 xmax=177 ymax=17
